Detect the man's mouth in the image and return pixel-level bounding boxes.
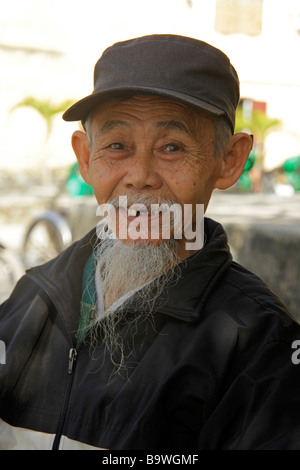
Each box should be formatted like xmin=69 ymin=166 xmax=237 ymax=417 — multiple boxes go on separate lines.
xmin=120 ymin=206 xmax=162 ymax=221
xmin=97 ymin=196 xmax=204 ymax=249
xmin=101 ymin=196 xmax=182 ymax=242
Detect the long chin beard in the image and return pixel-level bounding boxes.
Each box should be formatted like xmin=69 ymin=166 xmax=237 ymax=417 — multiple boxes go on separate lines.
xmin=86 ymin=229 xmax=181 ymax=376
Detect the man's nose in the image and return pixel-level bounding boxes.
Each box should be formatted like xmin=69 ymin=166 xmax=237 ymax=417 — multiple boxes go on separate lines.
xmin=122 ymin=150 xmax=162 ymax=190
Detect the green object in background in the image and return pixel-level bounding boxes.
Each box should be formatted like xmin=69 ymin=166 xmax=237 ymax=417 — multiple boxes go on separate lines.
xmin=66 ymin=163 xmax=94 ymax=196
xmin=243 ymin=149 xmax=256 ymax=171
xmin=286 ymin=172 xmax=300 ymax=191
xmin=282 ymin=156 xmax=300 ymax=191
xmin=237 ymin=149 xmax=256 ymax=191
xmin=282 ymin=156 xmax=300 ymax=172
xmin=238 ymin=170 xmax=252 ymax=191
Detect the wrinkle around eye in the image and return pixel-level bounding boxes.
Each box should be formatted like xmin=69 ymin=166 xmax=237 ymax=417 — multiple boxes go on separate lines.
xmin=90 ymin=140 xmax=126 ymax=160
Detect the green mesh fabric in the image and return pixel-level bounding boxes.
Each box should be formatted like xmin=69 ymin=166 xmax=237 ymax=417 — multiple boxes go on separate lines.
xmin=76 ymin=253 xmax=97 ymax=347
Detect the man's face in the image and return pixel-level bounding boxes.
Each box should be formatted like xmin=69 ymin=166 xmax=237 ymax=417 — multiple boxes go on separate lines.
xmin=80 ymin=95 xmax=223 ymax=257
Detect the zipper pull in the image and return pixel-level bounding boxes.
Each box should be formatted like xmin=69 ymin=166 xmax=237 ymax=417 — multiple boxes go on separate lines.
xmin=68 ymin=348 xmax=77 ymax=374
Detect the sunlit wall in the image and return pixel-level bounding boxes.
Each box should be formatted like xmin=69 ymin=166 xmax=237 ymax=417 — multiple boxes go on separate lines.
xmin=0 ymin=0 xmax=299 ymax=171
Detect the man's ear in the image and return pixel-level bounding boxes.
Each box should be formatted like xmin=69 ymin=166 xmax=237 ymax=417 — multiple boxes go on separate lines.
xmin=214 ymin=132 xmax=253 ymax=190
xmin=71 ymin=130 xmax=91 ymax=185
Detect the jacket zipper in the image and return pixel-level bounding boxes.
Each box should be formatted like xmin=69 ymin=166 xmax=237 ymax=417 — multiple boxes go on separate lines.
xmin=52 ymin=348 xmax=77 ymax=450
xmin=24 ymin=274 xmax=83 ymax=450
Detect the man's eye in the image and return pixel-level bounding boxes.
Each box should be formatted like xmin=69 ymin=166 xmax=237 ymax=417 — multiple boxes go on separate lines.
xmin=109 ymin=142 xmax=124 ymax=150
xmin=165 ymin=143 xmax=182 ymax=152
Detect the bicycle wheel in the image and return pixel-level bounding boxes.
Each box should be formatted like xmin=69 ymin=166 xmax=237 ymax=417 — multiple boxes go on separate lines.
xmin=22 ymin=211 xmax=72 ymax=269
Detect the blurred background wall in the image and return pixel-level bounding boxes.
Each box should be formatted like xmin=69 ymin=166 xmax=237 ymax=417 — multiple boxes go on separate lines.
xmin=0 ymin=0 xmax=299 ymax=175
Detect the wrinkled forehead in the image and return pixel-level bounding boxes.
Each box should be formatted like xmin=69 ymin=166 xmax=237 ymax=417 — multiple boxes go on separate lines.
xmin=85 ymin=94 xmax=215 ymax=137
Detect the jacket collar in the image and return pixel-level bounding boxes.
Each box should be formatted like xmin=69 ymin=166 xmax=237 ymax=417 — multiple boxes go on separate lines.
xmin=26 ymin=218 xmax=232 ymax=338
xmin=26 ymin=230 xmax=96 ymax=341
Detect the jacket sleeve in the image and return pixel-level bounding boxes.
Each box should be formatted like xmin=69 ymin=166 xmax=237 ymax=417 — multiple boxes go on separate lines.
xmin=198 ymin=319 xmax=300 ymax=450
xmin=0 ymin=275 xmax=51 ymax=400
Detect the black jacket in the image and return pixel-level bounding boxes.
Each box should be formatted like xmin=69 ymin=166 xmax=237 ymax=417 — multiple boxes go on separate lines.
xmin=1 ymin=218 xmax=300 ymax=450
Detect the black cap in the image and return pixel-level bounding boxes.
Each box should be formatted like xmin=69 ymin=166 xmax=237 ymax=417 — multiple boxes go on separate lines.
xmin=63 ymin=34 xmax=240 ymax=133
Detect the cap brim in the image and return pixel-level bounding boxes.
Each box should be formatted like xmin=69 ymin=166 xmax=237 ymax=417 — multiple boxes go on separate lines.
xmin=62 ymin=86 xmax=225 ymax=122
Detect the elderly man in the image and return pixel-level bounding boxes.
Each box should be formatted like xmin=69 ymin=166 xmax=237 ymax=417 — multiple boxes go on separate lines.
xmin=1 ymin=34 xmax=300 ymax=451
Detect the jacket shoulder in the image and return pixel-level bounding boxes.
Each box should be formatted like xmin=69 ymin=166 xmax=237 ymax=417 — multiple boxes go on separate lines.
xmin=224 ymin=260 xmax=293 ymax=320
xmin=204 ymin=259 xmax=300 ymax=352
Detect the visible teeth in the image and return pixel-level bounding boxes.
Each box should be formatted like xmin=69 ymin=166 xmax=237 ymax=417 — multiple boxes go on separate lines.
xmin=126 ymin=206 xmax=166 ymax=217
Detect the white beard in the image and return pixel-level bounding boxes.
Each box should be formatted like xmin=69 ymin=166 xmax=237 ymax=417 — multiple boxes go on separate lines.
xmin=86 ymin=197 xmax=182 ymax=374
xmin=95 ymin=234 xmax=180 ymax=313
